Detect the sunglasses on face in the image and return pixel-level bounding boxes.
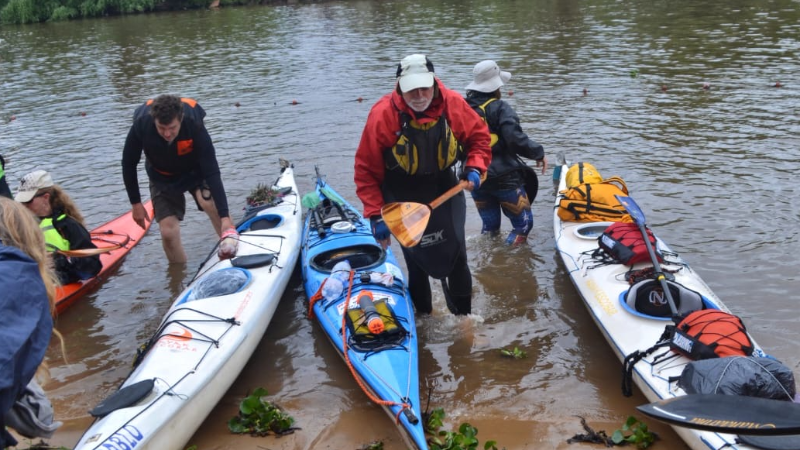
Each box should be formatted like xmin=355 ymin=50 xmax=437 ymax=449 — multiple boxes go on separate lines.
xmin=22 ymin=192 xmax=46 ymax=205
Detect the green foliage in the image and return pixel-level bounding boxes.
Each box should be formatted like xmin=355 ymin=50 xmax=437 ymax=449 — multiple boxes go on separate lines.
xmin=357 ymin=442 xmax=384 ymax=450
xmin=0 ymin=0 xmax=200 ymax=23
xmin=184 ymin=446 xmax=197 ymax=450
xmin=1 ymin=0 xmax=58 ymax=24
xmin=425 ymin=408 xmax=503 ymax=450
xmin=49 ymin=5 xmax=77 ymax=19
xmin=425 ymin=407 xmax=446 ymax=433
xmin=630 ymin=68 xmax=640 ymax=78
xmin=218 ymin=0 xmax=251 ymax=6
xmin=228 ymin=387 xmax=297 ymax=437
xmin=499 ymin=347 xmax=526 ymax=359
xmin=246 ymin=182 xmax=281 ymax=207
xmin=611 ymin=416 xmax=657 ymax=449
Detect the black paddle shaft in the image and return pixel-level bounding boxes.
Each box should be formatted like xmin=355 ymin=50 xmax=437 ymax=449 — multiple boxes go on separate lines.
xmin=616 ymin=195 xmax=679 ymax=317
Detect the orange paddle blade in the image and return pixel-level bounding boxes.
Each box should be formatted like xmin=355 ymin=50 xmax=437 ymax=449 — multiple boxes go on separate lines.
xmin=381 ymin=201 xmax=431 ymax=248
xmin=380 ymin=181 xmax=469 ymax=248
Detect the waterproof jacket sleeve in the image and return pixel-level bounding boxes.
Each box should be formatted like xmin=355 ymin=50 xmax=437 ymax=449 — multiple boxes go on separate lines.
xmin=191 ymin=121 xmax=230 ymax=219
xmin=121 ymin=124 xmax=144 ymax=205
xmin=0 ymin=246 xmax=53 ymax=448
xmin=495 ymin=101 xmax=544 ymax=161
xmin=354 ymin=94 xmax=400 ymax=219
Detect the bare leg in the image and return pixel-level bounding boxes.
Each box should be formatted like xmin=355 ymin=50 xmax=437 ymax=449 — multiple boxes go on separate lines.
xmin=194 ymin=189 xmax=222 ymax=236
xmin=158 ymin=216 xmax=187 ymax=263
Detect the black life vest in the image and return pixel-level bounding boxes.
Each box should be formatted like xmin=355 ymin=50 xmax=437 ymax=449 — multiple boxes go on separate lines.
xmin=384 ymin=110 xmax=464 ymax=176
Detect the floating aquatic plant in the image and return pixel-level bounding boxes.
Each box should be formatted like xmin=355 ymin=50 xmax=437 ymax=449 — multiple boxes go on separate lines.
xmin=499 ymin=347 xmax=526 ymax=359
xmin=426 ymin=407 xmax=504 ymax=450
xmin=228 ymin=387 xmax=298 ymax=436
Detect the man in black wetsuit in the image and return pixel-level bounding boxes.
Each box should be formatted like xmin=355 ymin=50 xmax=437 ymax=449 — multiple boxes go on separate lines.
xmin=122 ymin=94 xmax=235 ymax=263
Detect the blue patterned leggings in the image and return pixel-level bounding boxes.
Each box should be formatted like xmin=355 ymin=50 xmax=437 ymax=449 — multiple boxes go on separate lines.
xmin=471 ymin=186 xmax=533 ymax=244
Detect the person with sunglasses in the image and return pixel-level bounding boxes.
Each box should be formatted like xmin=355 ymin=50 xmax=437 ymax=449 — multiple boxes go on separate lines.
xmin=15 ymin=170 xmax=101 ymax=285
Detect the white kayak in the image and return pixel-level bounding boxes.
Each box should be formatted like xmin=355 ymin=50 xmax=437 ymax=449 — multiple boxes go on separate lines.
xmin=74 ymin=163 xmax=302 ymax=450
xmin=552 ymin=163 xmax=783 ymax=450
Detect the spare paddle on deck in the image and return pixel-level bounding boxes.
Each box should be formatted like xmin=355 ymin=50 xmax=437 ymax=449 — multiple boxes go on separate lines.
xmin=381 ymin=180 xmax=468 ymax=248
xmin=638 ymin=394 xmax=800 ymax=436
xmin=615 ymin=195 xmax=679 ymax=318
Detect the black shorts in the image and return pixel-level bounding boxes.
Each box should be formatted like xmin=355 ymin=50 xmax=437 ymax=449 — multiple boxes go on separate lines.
xmin=149 ymin=176 xmax=211 ymax=222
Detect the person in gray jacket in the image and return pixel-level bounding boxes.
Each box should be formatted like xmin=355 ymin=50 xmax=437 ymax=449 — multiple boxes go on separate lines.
xmin=465 ymin=60 xmax=547 ymax=246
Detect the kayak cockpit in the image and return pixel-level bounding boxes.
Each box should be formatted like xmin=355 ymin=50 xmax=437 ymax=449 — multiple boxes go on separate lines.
xmin=180 ymin=267 xmax=253 ymax=304
xmin=237 ymin=213 xmax=284 ymax=232
xmin=619 ymin=280 xmax=717 ymax=320
xmin=311 ymin=244 xmax=385 ymax=272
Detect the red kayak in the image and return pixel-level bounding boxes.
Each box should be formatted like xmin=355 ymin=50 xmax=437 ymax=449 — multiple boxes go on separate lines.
xmin=55 ymin=200 xmax=154 ymax=314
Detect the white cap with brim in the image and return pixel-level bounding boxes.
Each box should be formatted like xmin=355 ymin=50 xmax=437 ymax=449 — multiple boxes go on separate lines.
xmin=397 ymin=54 xmax=435 ymax=93
xmin=14 ymin=170 xmax=53 ymax=203
xmin=466 ymin=60 xmax=512 ymax=93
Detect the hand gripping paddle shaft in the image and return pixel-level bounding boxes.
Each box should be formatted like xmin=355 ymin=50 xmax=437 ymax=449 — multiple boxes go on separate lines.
xmin=381 ymin=181 xmax=468 ymax=248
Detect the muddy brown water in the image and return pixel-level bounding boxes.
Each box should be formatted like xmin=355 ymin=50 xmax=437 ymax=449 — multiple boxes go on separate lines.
xmin=2 ymin=0 xmax=799 ymax=448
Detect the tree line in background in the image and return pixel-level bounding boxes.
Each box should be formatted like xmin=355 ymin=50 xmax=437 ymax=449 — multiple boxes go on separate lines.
xmin=0 ymin=0 xmax=289 ymax=24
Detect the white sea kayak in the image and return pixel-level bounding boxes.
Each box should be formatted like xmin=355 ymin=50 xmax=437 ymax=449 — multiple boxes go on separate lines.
xmin=552 ymin=163 xmax=787 ymax=450
xmin=74 ymin=163 xmax=302 ymax=450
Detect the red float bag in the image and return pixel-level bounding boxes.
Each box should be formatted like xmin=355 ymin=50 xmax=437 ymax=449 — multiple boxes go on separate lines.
xmin=596 ymin=222 xmax=660 ymax=265
xmin=670 ymin=309 xmax=755 ymax=360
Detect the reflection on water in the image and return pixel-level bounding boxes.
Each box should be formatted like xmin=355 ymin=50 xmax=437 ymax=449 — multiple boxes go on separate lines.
xmin=3 ymin=0 xmax=800 ymax=448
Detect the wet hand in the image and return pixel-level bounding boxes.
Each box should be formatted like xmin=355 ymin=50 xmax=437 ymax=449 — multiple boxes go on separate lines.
xmin=217 ymin=227 xmax=239 ymax=260
xmin=537 ymin=157 xmax=548 ymax=175
xmin=132 ymin=202 xmax=150 ymax=230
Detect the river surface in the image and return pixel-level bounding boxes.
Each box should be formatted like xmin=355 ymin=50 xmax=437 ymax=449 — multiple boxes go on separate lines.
xmin=2 ymin=0 xmax=799 ymax=448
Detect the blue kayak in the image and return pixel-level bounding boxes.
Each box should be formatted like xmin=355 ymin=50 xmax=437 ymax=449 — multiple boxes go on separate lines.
xmin=301 ymin=170 xmax=427 ymax=450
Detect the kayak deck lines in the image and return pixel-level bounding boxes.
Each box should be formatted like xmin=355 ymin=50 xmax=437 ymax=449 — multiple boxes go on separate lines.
xmin=552 ymin=162 xmax=784 ymax=450
xmin=134 ymin=307 xmax=241 ymax=364
xmin=302 ymin=168 xmax=427 ymax=449
xmin=75 ymin=164 xmax=302 ymax=450
xmin=189 ymin=234 xmax=290 ymax=284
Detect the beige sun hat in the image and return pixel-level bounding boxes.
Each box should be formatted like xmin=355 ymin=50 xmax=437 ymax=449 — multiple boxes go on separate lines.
xmin=466 ymin=60 xmax=512 ymax=93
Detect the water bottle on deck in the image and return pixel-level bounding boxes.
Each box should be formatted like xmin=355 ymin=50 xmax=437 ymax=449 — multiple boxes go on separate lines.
xmin=322 ymin=260 xmax=352 ymax=301
xmin=357 ymin=291 xmax=384 ymax=334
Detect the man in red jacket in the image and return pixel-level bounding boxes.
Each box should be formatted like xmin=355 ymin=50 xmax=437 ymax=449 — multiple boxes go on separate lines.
xmin=354 ymin=54 xmax=492 ymax=315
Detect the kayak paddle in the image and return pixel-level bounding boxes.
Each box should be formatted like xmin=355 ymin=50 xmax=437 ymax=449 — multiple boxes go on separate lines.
xmin=58 ymin=233 xmax=131 ymax=257
xmin=615 ymin=195 xmax=679 ymax=318
xmin=381 ymin=180 xmax=468 ymax=248
xmin=58 ymin=246 xmax=122 ymax=257
xmin=638 ymin=394 xmax=800 ymax=436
